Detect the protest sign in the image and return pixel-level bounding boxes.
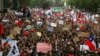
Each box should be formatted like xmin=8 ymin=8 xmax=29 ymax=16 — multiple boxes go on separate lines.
xmin=36 ymin=42 xmax=52 ymax=53
xmin=50 ymin=23 xmax=57 ymax=27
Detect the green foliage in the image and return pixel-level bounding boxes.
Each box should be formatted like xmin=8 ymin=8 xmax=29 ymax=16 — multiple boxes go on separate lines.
xmin=19 ymin=0 xmax=31 ymax=6
xmin=12 ymin=0 xmax=19 ymax=10
xmin=67 ymin=0 xmax=100 ymax=13
xmin=30 ymin=0 xmax=52 ymax=8
xmin=3 ymin=0 xmax=11 ymax=8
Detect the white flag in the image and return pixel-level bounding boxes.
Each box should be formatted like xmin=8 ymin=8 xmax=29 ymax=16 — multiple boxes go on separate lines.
xmin=7 ymin=40 xmax=20 ymax=56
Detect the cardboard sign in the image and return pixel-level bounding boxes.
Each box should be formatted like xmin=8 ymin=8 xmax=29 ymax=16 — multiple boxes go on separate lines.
xmin=50 ymin=23 xmax=57 ymax=27
xmin=58 ymin=20 xmax=64 ymax=25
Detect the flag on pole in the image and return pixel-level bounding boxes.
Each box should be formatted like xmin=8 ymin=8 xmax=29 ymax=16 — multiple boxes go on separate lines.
xmin=85 ymin=35 xmax=96 ymax=51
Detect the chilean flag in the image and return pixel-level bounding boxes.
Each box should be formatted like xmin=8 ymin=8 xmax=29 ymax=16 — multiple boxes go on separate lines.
xmin=85 ymin=35 xmax=96 ymax=51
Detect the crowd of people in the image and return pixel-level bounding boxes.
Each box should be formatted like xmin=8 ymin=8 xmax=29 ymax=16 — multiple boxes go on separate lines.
xmin=0 ymin=7 xmax=100 ymax=56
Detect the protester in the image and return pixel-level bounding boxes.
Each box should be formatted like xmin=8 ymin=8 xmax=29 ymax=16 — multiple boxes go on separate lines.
xmin=0 ymin=7 xmax=100 ymax=56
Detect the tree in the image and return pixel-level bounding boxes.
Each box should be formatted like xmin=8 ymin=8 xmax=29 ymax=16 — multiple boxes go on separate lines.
xmin=12 ymin=0 xmax=19 ymax=10
xmin=19 ymin=0 xmax=31 ymax=6
xmin=3 ymin=0 xmax=11 ymax=8
xmin=30 ymin=0 xmax=52 ymax=8
xmin=67 ymin=0 xmax=100 ymax=13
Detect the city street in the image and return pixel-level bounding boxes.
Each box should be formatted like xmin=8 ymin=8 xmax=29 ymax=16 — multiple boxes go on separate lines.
xmin=0 ymin=0 xmax=100 ymax=56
